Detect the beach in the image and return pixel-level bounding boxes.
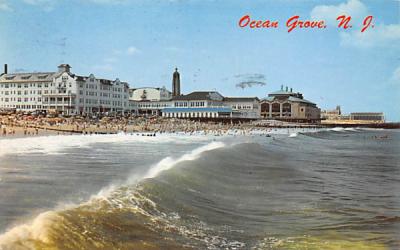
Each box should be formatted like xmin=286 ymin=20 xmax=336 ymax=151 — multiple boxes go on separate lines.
xmin=0 ymin=113 xmax=330 ymax=140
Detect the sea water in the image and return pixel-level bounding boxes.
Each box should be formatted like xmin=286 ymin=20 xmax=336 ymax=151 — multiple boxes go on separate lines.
xmin=0 ymin=129 xmax=399 ymax=249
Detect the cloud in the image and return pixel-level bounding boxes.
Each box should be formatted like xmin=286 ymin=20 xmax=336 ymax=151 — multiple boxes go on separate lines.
xmin=234 ymin=74 xmax=267 ymax=89
xmin=93 ymin=45 xmax=140 ymax=72
xmin=0 ymin=0 xmax=12 ymax=11
xmin=82 ymin=0 xmax=132 ymax=4
xmin=165 ymin=46 xmax=184 ymax=53
xmin=14 ymin=68 xmax=27 ymax=73
xmin=391 ymin=66 xmax=400 ymax=82
xmin=82 ymin=0 xmax=206 ymax=4
xmin=340 ymin=24 xmax=400 ymax=48
xmin=311 ymin=0 xmax=368 ymax=27
xmin=311 ymin=0 xmax=400 ymax=49
xmin=103 ymin=57 xmax=117 ymax=63
xmin=92 ymin=64 xmax=114 ymax=72
xmin=126 ymin=46 xmax=140 ymax=55
xmin=23 ymin=0 xmax=58 ymax=11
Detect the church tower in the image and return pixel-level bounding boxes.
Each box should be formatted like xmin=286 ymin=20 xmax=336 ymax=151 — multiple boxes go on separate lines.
xmin=172 ymin=68 xmax=180 ymax=97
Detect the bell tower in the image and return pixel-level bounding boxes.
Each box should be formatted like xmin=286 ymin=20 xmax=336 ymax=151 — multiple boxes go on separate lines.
xmin=172 ymin=68 xmax=180 ymax=97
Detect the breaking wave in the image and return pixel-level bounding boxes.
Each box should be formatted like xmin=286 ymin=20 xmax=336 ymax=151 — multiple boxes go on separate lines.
xmin=0 ymin=128 xmax=398 ymax=249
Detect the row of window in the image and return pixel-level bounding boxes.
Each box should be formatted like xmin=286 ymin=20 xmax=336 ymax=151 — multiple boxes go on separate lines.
xmin=137 ymin=103 xmax=170 ymax=108
xmin=174 ymin=101 xmax=206 ymax=107
xmin=231 ymin=105 xmax=253 ymax=110
xmin=0 ymin=89 xmax=72 ymax=95
xmin=0 ymin=104 xmax=43 ymax=109
xmin=0 ymin=97 xmax=42 ymax=102
xmin=0 ymin=82 xmax=52 ymax=88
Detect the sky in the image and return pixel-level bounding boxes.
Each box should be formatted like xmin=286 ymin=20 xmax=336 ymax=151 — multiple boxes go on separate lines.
xmin=0 ymin=0 xmax=399 ymax=121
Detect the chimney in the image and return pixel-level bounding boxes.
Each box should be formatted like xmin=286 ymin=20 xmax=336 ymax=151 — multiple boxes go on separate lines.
xmin=4 ymin=64 xmax=7 ymax=74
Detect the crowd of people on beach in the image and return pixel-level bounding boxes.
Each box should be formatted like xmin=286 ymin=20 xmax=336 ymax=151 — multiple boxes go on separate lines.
xmin=0 ymin=113 xmax=322 ymax=138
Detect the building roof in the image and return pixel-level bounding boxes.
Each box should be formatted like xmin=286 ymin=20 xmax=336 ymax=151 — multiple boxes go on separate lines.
xmin=172 ymin=91 xmax=224 ymax=101
xmin=75 ymin=75 xmax=129 ymax=87
xmin=0 ymin=65 xmax=129 ymax=87
xmin=260 ymin=96 xmax=316 ymax=105
xmin=223 ymin=97 xmax=259 ymax=102
xmin=261 ymin=96 xmax=275 ymax=102
xmin=268 ymin=90 xmax=294 ymax=95
xmin=350 ymin=112 xmax=384 ymax=115
xmin=131 ymin=87 xmax=170 ymax=91
xmin=288 ymin=96 xmax=316 ymax=105
xmin=0 ymin=72 xmax=57 ymax=82
xmin=163 ymin=107 xmax=232 ymax=113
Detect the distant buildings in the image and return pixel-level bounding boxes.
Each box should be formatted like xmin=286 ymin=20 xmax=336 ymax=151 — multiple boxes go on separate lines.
xmin=1 ymin=63 xmax=332 ymax=123
xmin=349 ymin=112 xmax=384 ymax=121
xmin=321 ymin=106 xmax=342 ymax=120
xmin=260 ymin=86 xmax=321 ymax=123
xmin=0 ymin=64 xmax=129 ymax=115
xmin=321 ymin=106 xmax=385 ymax=123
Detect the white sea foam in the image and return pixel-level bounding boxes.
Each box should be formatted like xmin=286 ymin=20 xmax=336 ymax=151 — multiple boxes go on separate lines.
xmin=0 ymin=211 xmax=59 ymax=249
xmin=142 ymin=141 xmax=225 ymax=179
xmin=0 ymin=133 xmax=212 ymax=158
xmin=288 ymin=132 xmax=298 ymax=138
xmin=329 ymin=127 xmax=346 ymax=132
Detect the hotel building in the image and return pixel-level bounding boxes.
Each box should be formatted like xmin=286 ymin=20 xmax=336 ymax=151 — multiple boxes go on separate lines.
xmin=0 ymin=64 xmax=130 ymax=115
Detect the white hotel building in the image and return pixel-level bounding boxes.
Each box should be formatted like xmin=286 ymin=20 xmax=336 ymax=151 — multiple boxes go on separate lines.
xmin=0 ymin=64 xmax=130 ymax=115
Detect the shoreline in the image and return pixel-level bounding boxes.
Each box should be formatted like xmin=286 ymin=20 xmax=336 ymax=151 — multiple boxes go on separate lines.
xmin=1 ymin=114 xmax=398 ymax=139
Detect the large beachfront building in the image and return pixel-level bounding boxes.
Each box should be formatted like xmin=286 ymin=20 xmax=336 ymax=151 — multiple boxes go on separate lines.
xmin=162 ymin=91 xmax=260 ymax=119
xmin=260 ymin=86 xmax=321 ymax=123
xmin=129 ymin=69 xmax=261 ymax=119
xmin=129 ymin=87 xmax=173 ymax=116
xmin=0 ymin=64 xmax=129 ymax=115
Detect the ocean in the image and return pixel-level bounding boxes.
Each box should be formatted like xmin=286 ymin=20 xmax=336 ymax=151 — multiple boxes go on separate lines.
xmin=0 ymin=128 xmax=399 ymax=249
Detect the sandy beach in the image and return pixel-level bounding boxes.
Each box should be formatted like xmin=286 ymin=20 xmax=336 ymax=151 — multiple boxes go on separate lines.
xmin=0 ymin=114 xmax=322 ymax=139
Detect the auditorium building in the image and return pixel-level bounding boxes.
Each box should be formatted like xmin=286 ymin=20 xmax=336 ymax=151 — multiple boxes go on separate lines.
xmin=260 ymin=86 xmax=321 ymax=123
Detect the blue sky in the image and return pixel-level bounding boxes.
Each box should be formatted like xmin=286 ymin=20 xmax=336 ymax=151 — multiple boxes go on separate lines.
xmin=0 ymin=0 xmax=399 ymax=120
